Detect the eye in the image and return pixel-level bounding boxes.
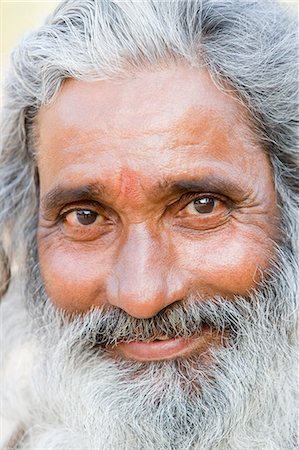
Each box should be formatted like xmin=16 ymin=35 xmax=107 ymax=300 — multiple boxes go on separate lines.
xmin=186 ymin=197 xmax=216 ymax=214
xmin=57 ymin=203 xmax=115 ymax=241
xmin=63 ymin=209 xmax=104 ymax=227
xmin=175 ymin=194 xmax=231 ymax=231
xmin=73 ymin=210 xmax=100 ymax=226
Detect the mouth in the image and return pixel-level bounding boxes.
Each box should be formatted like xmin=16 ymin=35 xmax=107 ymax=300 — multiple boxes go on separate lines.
xmin=111 ymin=325 xmax=222 ymax=361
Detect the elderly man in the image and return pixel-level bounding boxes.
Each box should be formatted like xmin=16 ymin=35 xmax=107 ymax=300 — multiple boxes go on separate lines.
xmin=0 ymin=0 xmax=298 ymax=449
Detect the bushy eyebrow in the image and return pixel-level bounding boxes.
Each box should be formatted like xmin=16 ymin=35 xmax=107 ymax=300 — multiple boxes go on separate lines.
xmin=41 ymin=183 xmax=106 ymax=212
xmin=158 ymin=177 xmax=248 ymax=200
xmin=41 ymin=174 xmax=249 ymax=214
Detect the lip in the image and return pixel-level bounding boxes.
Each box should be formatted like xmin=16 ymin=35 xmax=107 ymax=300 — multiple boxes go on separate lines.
xmin=113 ymin=327 xmax=213 ymax=361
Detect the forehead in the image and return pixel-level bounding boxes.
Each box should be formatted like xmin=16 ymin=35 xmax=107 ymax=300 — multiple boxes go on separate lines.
xmin=37 ymin=65 xmax=267 ymax=195
xmin=39 ymin=66 xmax=237 ymax=133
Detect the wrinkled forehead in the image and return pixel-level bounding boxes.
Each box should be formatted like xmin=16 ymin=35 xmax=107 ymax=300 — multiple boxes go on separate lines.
xmin=36 ymin=65 xmax=270 ymax=196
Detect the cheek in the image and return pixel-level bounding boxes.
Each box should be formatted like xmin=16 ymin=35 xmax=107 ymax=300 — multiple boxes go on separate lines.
xmin=177 ymin=226 xmax=274 ymax=296
xmin=38 ymin=242 xmax=111 ymax=312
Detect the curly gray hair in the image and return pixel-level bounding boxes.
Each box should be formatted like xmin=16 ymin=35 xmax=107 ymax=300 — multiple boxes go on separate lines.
xmin=0 ymin=0 xmax=298 ymax=297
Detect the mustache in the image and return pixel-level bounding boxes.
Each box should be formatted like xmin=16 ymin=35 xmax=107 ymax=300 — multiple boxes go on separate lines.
xmin=63 ymin=294 xmax=254 ymax=348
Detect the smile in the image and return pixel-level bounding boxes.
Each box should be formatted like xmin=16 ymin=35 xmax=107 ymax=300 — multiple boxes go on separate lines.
xmin=112 ymin=325 xmax=217 ymax=361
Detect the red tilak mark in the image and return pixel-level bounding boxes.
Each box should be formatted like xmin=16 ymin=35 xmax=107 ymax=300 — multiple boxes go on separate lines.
xmin=119 ymin=167 xmax=142 ymax=203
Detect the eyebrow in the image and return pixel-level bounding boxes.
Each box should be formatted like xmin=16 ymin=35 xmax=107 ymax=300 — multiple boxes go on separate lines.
xmin=41 ymin=174 xmax=248 ymax=213
xmin=41 ymin=183 xmax=106 ymax=212
xmin=157 ymin=176 xmax=248 ymax=200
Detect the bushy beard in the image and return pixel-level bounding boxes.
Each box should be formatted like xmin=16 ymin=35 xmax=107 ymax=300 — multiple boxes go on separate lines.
xmin=1 ymin=247 xmax=298 ymax=450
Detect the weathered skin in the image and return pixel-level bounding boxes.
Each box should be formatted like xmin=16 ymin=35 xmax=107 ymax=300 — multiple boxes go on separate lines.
xmin=37 ymin=65 xmax=279 ymax=360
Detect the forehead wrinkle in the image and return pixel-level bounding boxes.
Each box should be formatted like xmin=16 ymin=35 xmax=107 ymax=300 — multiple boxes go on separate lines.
xmin=171 ymin=105 xmax=243 ymax=149
xmin=170 ymin=96 xmax=263 ymax=155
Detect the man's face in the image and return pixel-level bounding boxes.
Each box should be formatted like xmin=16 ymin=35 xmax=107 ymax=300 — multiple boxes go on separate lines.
xmin=37 ymin=65 xmax=278 ymax=362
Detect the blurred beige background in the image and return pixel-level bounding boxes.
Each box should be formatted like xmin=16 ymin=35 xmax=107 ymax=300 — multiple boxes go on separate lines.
xmin=1 ymin=0 xmax=298 ymax=78
xmin=1 ymin=1 xmax=59 ymax=73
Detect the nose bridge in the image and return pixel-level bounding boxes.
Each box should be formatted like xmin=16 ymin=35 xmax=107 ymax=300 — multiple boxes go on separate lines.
xmin=106 ymin=223 xmax=186 ymax=318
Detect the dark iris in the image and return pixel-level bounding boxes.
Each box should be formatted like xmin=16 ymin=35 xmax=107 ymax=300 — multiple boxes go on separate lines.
xmin=193 ymin=197 xmax=215 ymax=214
xmin=76 ymin=210 xmax=98 ymax=225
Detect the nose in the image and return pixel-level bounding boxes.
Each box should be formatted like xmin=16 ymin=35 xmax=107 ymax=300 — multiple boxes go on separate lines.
xmin=106 ymin=224 xmax=189 ymax=318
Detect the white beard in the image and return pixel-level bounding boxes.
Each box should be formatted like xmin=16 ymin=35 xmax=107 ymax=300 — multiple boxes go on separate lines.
xmin=1 ymin=250 xmax=298 ymax=450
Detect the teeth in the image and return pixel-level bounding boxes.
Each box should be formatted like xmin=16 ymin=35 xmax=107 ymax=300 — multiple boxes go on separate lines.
xmin=154 ymin=335 xmax=170 ymax=341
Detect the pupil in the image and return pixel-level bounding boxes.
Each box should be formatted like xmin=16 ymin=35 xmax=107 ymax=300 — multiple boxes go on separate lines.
xmin=76 ymin=210 xmax=97 ymax=225
xmin=194 ymin=197 xmax=215 ymax=214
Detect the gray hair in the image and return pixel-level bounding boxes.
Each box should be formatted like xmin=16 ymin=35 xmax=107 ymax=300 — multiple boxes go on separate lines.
xmin=0 ymin=0 xmax=298 ymax=296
